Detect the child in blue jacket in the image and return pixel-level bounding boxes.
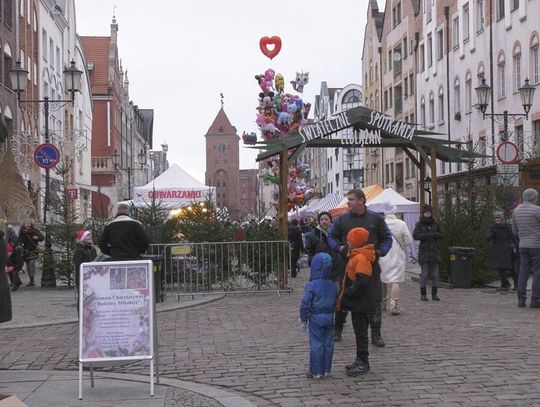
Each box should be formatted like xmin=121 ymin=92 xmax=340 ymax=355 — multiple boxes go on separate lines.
xmin=299 ymin=252 xmax=338 ymax=378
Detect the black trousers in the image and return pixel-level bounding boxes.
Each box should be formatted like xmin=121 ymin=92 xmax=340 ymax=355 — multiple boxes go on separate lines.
xmin=351 ymin=312 xmax=370 ymax=361
xmin=291 ymin=253 xmax=300 ymax=277
xmin=335 ymin=301 xmax=382 ymax=333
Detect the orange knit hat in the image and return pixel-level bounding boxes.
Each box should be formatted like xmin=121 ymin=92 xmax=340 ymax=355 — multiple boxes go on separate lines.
xmin=347 ymin=227 xmax=369 ymax=249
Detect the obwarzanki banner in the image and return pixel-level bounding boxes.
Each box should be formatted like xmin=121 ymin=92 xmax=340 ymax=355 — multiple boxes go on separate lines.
xmin=79 ymin=260 xmax=154 ymax=362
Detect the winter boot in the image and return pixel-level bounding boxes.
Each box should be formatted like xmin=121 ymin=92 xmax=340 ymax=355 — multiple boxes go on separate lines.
xmin=27 ymin=277 xmax=34 ymax=287
xmin=421 ymin=287 xmax=428 ymax=301
xmin=371 ymin=328 xmax=385 ymax=347
xmin=334 ymin=326 xmax=343 ymax=342
xmin=346 ymin=359 xmax=370 ymax=377
xmin=345 ymin=358 xmax=361 ymax=371
xmin=390 ymin=298 xmax=401 ymax=315
xmin=432 ymin=287 xmax=440 ymax=301
xmin=530 ymin=298 xmax=540 ymax=308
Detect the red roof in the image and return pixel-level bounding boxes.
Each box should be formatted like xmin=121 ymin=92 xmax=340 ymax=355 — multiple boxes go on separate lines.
xmin=206 ymin=107 xmax=236 ymax=135
xmin=80 ymin=36 xmax=111 ymax=94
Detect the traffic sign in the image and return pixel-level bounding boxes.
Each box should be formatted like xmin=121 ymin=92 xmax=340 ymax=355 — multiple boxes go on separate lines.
xmin=496 ymin=164 xmax=519 ymax=174
xmin=496 ymin=141 xmax=519 ymax=164
xmin=67 ymin=188 xmax=78 ymax=200
xmin=34 ymin=143 xmax=60 ymax=169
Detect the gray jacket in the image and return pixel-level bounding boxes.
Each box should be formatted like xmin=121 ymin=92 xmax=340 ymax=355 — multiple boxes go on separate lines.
xmin=511 ymin=202 xmax=540 ymax=248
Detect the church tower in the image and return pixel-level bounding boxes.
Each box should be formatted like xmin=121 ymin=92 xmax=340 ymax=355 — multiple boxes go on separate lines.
xmin=205 ymin=106 xmax=240 ymax=219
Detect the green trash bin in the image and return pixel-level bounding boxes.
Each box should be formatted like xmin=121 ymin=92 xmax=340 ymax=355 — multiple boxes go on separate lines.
xmin=449 ymin=247 xmax=475 ymax=288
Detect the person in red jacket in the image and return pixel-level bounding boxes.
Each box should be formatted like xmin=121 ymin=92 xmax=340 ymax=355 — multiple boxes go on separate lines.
xmin=337 ymin=227 xmax=376 ymax=377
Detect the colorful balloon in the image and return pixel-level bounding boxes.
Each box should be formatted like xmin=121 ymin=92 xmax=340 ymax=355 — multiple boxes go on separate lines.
xmin=259 ymin=36 xmax=282 ymax=60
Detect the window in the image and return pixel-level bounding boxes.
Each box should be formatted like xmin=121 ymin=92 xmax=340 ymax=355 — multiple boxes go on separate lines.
xmin=49 ymin=39 xmax=54 ymax=68
xmin=394 ymin=46 xmax=402 ymax=75
xmin=438 ymin=88 xmax=445 ymax=123
xmin=385 ymin=164 xmax=390 ymax=184
xmin=395 ymin=85 xmax=403 ymax=114
xmin=534 ymin=120 xmax=540 ymax=155
xmin=452 ymin=17 xmax=460 ymax=49
xmin=405 ymin=158 xmax=411 ymax=179
xmin=389 ymin=87 xmax=393 ymax=108
xmin=429 ymin=93 xmax=435 ymax=125
xmin=420 ymin=44 xmax=425 ymax=72
xmin=390 ymin=163 xmax=395 ymax=183
xmin=497 ymin=52 xmax=506 ymax=99
xmin=436 ymin=29 xmax=444 ymax=60
xmin=403 ymin=36 xmax=408 ymax=59
xmin=511 ymin=0 xmax=519 ymax=12
xmin=393 ymin=2 xmax=402 ymax=28
xmin=531 ymin=35 xmax=539 ymax=84
xmin=3 ymin=47 xmax=12 ymax=88
xmin=420 ymin=98 xmax=426 ymax=128
xmin=375 ymin=63 xmax=378 ymax=80
xmin=404 ymin=77 xmax=409 ymax=98
xmin=515 ymin=125 xmax=524 ymax=153
xmin=454 ymin=80 xmax=461 ymax=115
xmin=42 ymin=29 xmax=48 ymax=61
xmin=475 ymin=0 xmax=484 ymax=33
xmin=21 ymin=0 xmax=25 ymax=17
xmin=388 ymin=50 xmax=392 ymax=72
xmin=427 ymin=33 xmax=433 ymax=67
xmin=497 ymin=0 xmax=505 ymax=20
xmin=463 ymin=3 xmax=470 ymax=42
xmin=465 ymin=73 xmax=472 ymax=113
xmin=3 ymin=0 xmax=12 ymax=27
xmin=409 ymin=73 xmax=414 ymax=95
xmin=513 ymin=45 xmax=521 ymax=93
xmin=478 ymin=136 xmax=487 ymax=166
xmin=425 ymin=0 xmax=432 ymax=23
xmin=375 ymin=90 xmax=379 ymax=110
xmin=56 ymin=47 xmax=60 ymax=73
xmin=384 ymin=90 xmax=388 ymax=110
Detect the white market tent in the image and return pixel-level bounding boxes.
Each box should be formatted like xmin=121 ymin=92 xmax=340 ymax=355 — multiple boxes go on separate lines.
xmin=367 ymin=187 xmax=420 ymax=261
xmin=288 ymin=192 xmax=342 ymax=220
xmin=132 ymin=164 xmax=214 ymax=209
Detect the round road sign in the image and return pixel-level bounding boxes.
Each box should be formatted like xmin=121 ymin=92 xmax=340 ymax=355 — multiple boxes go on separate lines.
xmin=496 ymin=141 xmax=519 ymax=164
xmin=34 ymin=143 xmax=60 ymax=169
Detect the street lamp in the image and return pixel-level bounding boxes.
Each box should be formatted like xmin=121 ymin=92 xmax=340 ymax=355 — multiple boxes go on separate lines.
xmin=10 ymin=60 xmax=82 ymax=287
xmin=424 ymin=176 xmax=432 ymax=206
xmin=112 ymin=148 xmax=147 ymax=200
xmin=475 ymin=78 xmax=536 ymax=141
xmin=345 ymin=149 xmax=363 ymax=189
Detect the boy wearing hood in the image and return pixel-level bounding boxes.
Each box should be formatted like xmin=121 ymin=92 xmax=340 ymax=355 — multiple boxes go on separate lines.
xmin=299 ymin=252 xmax=338 ymax=378
xmin=337 ymin=227 xmax=377 ymax=377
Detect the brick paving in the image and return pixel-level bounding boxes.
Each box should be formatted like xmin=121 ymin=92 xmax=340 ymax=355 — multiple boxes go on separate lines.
xmin=1 ymin=269 xmax=540 ymax=406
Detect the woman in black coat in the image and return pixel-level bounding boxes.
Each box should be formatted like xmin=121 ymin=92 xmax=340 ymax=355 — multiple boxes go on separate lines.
xmin=413 ymin=205 xmax=443 ymax=301
xmin=487 ymin=211 xmax=518 ymax=291
xmin=0 ymin=230 xmax=13 ymax=323
xmin=304 ymin=211 xmax=342 ymax=280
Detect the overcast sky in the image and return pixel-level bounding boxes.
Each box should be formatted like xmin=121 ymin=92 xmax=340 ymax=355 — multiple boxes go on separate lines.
xmin=75 ymin=0 xmax=383 ymax=182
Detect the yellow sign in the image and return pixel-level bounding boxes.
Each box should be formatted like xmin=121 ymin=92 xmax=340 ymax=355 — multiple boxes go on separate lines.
xmin=171 ymin=245 xmax=191 ymax=255
xmin=450 ymin=255 xmax=456 ymax=261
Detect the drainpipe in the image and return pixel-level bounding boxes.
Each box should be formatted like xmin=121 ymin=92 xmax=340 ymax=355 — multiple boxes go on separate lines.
xmin=445 ymin=6 xmax=452 ymax=173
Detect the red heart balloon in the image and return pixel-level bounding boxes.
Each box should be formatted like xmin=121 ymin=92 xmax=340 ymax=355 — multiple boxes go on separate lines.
xmin=259 ymin=36 xmax=282 ymax=60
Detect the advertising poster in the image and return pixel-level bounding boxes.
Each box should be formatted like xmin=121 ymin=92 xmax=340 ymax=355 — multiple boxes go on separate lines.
xmin=79 ymin=260 xmax=154 ymax=362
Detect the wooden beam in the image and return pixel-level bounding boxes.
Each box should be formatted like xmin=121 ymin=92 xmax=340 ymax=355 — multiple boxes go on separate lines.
xmin=403 ymin=147 xmax=421 ymax=169
xmin=431 ymin=147 xmax=438 ymax=217
xmin=419 ymin=156 xmax=426 ymax=210
xmin=278 ymin=149 xmax=289 ymax=289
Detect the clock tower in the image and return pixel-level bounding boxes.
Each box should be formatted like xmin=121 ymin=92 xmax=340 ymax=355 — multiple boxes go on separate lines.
xmin=205 ymin=107 xmax=241 ymax=219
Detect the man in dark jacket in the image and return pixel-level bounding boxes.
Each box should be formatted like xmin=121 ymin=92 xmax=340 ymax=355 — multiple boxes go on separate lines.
xmin=99 ymin=203 xmax=149 ymax=261
xmin=288 ymin=219 xmax=304 ymax=278
xmin=0 ymin=229 xmax=12 ymax=323
xmin=413 ymin=205 xmax=442 ymax=301
xmin=328 ymin=189 xmax=393 ymax=346
xmin=487 ymin=211 xmax=518 ymax=291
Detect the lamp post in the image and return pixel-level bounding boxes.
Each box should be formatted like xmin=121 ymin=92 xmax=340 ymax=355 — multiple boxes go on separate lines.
xmin=424 ymin=176 xmax=432 ymax=206
xmin=475 ymin=78 xmax=536 ymax=142
xmin=10 ymin=60 xmax=82 ymax=287
xmin=112 ymin=148 xmax=147 ymax=200
xmin=345 ymin=149 xmax=363 ymax=189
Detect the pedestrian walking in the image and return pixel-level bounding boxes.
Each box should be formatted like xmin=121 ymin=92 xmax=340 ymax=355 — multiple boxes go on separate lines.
xmin=413 ymin=205 xmax=442 ymax=301
xmin=487 ymin=211 xmax=518 ymax=291
xmin=7 ymin=241 xmax=23 ymax=291
xmin=511 ymin=188 xmax=540 ymax=308
xmin=19 ymin=222 xmax=44 ymax=287
xmin=378 ymin=202 xmax=412 ymax=315
xmin=328 ymin=189 xmax=393 ymax=347
xmin=0 ymin=229 xmax=12 ymax=323
xmin=99 ymin=203 xmax=149 ymax=261
xmin=73 ymin=229 xmax=97 ymax=315
xmin=288 ymin=219 xmax=304 ymax=278
xmin=336 ymin=227 xmax=377 ymax=377
xmin=299 ymin=252 xmax=338 ymax=379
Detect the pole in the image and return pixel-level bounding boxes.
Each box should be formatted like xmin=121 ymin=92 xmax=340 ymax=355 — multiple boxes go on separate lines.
xmin=502 ymin=111 xmax=508 ymax=141
xmin=41 ymin=97 xmax=56 ymax=287
xmin=445 ymin=6 xmax=452 ymax=174
xmin=431 ymin=147 xmax=438 ymax=217
xmin=278 ymin=149 xmax=289 ymax=289
xmin=128 ymin=167 xmax=132 ymax=200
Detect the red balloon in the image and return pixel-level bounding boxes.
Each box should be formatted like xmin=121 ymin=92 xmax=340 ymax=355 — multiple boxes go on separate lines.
xmin=259 ymin=36 xmax=282 ymax=60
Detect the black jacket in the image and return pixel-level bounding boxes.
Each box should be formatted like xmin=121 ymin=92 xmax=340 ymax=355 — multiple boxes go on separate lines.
xmin=0 ymin=231 xmax=12 ymax=323
xmin=288 ymin=226 xmax=304 ymax=257
xmin=413 ymin=216 xmax=442 ymax=264
xmin=487 ymin=223 xmax=518 ymax=269
xmin=73 ymin=242 xmax=97 ymax=289
xmin=99 ymin=215 xmax=149 ymax=261
xmin=304 ymin=226 xmax=342 ymax=281
xmin=19 ymin=227 xmax=44 ymax=261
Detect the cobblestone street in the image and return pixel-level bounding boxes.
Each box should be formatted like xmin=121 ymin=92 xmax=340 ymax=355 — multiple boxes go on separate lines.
xmin=1 ymin=269 xmax=540 ymax=406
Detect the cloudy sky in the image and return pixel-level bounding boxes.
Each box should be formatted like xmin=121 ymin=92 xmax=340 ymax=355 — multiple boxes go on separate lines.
xmin=75 ymin=0 xmax=384 ymax=182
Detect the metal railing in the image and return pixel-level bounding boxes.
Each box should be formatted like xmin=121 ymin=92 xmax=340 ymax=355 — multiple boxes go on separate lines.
xmin=148 ymin=241 xmax=291 ymax=299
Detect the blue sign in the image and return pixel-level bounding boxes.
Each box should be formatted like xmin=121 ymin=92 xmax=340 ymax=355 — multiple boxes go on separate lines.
xmin=34 ymin=143 xmax=60 ymax=169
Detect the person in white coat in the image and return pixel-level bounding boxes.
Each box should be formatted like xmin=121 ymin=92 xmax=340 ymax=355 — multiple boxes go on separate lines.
xmin=377 ymin=202 xmax=412 ymax=315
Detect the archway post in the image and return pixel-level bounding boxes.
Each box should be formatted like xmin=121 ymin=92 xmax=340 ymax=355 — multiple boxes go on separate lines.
xmin=278 ymin=149 xmax=289 ymax=289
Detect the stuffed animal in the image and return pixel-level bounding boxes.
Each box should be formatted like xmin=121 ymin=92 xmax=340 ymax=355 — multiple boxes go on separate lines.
xmin=290 ymin=71 xmax=310 ymax=93
xmin=274 ymin=73 xmax=285 ymax=93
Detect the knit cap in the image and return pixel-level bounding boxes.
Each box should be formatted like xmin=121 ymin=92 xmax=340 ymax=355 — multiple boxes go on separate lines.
xmin=75 ymin=229 xmax=91 ymax=243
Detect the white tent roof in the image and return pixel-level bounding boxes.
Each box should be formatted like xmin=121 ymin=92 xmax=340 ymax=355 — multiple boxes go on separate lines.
xmin=133 ymin=164 xmax=213 ymax=208
xmin=367 ymin=187 xmax=419 ymax=213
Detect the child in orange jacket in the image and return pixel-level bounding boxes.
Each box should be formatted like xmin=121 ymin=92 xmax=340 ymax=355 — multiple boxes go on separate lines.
xmin=336 ymin=227 xmax=377 ymax=377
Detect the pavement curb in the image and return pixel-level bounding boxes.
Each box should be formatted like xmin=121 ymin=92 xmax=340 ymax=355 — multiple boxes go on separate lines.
xmin=0 ymin=293 xmax=226 ymax=330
